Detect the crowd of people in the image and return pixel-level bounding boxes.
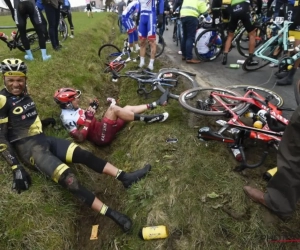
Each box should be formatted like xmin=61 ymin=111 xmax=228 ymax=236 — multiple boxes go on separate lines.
xmin=3 ymin=0 xmax=75 ymax=59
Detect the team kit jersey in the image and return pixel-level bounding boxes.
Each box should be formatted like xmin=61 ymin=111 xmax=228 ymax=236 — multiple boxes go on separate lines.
xmin=60 ymin=108 xmax=126 ymax=146
xmin=138 ymin=0 xmax=164 ymax=38
xmin=122 ymin=0 xmax=140 ymax=32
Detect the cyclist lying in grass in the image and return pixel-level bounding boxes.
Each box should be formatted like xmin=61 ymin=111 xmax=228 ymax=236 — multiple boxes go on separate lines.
xmin=54 ymin=88 xmax=169 ymax=146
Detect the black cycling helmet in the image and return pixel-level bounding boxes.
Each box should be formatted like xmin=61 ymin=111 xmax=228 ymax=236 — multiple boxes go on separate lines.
xmin=1 ymin=58 xmax=27 ymax=77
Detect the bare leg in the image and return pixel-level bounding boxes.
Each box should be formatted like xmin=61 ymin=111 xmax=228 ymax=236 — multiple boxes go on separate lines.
xmin=139 ymin=38 xmax=147 ymax=57
xmin=91 ymin=197 xmax=104 ymax=211
xmin=149 ymin=39 xmax=156 ymax=60
xmin=248 ymin=29 xmax=256 ymax=54
xmin=102 ymin=162 xmax=119 ymax=177
xmin=122 ymin=104 xmax=148 ymax=113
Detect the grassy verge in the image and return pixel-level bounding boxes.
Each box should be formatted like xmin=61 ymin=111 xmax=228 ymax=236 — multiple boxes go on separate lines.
xmin=1 ymin=12 xmax=300 ymax=250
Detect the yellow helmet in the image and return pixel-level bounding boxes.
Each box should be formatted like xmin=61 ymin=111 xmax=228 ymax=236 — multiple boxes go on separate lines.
xmin=1 ymin=58 xmax=27 ymax=77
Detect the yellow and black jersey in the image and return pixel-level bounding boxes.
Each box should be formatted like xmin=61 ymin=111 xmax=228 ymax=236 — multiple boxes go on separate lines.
xmin=0 ymin=88 xmax=43 ymax=143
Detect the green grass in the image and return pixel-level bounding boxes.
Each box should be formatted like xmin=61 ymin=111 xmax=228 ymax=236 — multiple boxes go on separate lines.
xmin=1 ymin=12 xmax=300 ymax=250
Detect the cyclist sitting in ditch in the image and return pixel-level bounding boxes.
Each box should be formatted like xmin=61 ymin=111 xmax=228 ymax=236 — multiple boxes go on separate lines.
xmin=54 ymin=88 xmax=169 ymax=146
xmin=195 ymin=17 xmax=222 ymax=59
xmin=122 ymin=0 xmax=140 ymax=53
xmin=0 ymin=58 xmax=152 ymax=233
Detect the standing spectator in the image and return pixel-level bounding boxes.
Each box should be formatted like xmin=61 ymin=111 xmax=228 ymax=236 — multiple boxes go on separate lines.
xmin=61 ymin=0 xmax=75 ymax=38
xmin=43 ymin=0 xmax=62 ymax=51
xmin=4 ymin=0 xmax=51 ymax=61
xmin=138 ymin=0 xmax=164 ymax=71
xmin=122 ymin=0 xmax=140 ymax=52
xmin=117 ymin=0 xmax=127 ymax=33
xmin=221 ymin=0 xmax=258 ymax=66
xmin=86 ymin=0 xmax=93 ymax=17
xmin=180 ymin=0 xmax=208 ymax=63
xmin=158 ymin=0 xmax=170 ymax=44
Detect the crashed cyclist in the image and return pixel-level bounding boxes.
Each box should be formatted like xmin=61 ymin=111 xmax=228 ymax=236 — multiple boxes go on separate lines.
xmin=53 ymin=88 xmax=169 ymax=146
xmin=0 ymin=58 xmax=151 ymax=232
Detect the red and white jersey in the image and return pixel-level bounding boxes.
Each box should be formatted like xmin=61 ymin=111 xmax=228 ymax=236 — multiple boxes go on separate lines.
xmin=60 ymin=108 xmax=86 ymax=132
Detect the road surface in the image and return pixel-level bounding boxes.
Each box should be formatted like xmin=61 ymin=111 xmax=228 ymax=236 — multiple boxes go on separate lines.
xmin=160 ymin=23 xmax=299 ymax=118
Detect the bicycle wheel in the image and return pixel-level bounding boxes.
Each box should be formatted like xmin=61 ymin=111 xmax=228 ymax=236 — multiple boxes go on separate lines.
xmin=194 ymin=28 xmax=223 ymax=62
xmin=98 ymin=44 xmax=121 ymax=61
xmin=242 ymin=40 xmax=281 ymax=71
xmin=236 ymin=26 xmax=266 ymax=57
xmin=58 ymin=18 xmax=68 ymax=42
xmin=15 ymin=28 xmax=40 ymax=52
xmin=226 ymin=85 xmax=284 ymax=107
xmin=156 ymin=69 xmax=198 ymax=99
xmin=179 ymin=87 xmax=247 ymax=116
xmin=294 ymin=80 xmax=300 ymax=106
xmin=146 ymin=31 xmax=165 ymax=58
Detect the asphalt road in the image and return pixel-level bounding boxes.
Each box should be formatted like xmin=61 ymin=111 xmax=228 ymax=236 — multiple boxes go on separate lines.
xmin=160 ymin=22 xmax=299 ymax=118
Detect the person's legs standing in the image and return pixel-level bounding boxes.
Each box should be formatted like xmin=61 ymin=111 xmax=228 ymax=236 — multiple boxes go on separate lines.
xmin=184 ymin=16 xmax=200 ymax=63
xmin=44 ymin=4 xmax=58 ymax=49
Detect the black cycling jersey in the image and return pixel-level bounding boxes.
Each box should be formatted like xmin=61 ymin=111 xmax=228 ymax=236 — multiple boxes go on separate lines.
xmin=0 ymin=88 xmax=43 ymax=143
xmin=0 ymin=88 xmax=107 ymax=181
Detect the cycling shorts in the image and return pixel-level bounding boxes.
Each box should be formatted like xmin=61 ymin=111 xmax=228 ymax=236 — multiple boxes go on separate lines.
xmin=138 ymin=12 xmax=157 ymax=39
xmin=122 ymin=17 xmax=136 ymax=33
xmin=13 ymin=134 xmax=76 ymax=178
xmin=228 ymin=2 xmax=255 ymax=33
xmin=88 ymin=117 xmax=126 ymax=146
xmin=15 ymin=1 xmax=43 ymax=27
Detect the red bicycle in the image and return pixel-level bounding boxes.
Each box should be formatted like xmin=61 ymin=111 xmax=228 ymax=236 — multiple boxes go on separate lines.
xmin=179 ymin=85 xmax=292 ymax=171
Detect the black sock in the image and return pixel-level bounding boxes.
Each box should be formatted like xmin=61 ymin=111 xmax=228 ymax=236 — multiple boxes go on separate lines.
xmin=134 ymin=114 xmax=141 ymax=121
xmin=116 ymin=170 xmax=126 ymax=181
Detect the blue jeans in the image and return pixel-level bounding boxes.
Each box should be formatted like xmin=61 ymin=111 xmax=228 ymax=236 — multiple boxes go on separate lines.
xmin=181 ymin=16 xmax=198 ymax=60
xmin=44 ymin=4 xmax=60 ymax=48
xmin=159 ymin=15 xmax=166 ymax=43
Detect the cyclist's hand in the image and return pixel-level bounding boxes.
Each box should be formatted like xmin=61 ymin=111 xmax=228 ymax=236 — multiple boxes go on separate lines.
xmin=157 ymin=14 xmax=163 ymax=28
xmin=85 ymin=110 xmax=95 ymax=121
xmin=12 ymin=165 xmax=31 ymax=194
xmin=89 ymin=99 xmax=99 ymax=111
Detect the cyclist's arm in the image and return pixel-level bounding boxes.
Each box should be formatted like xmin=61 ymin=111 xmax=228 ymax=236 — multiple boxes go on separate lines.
xmin=0 ymin=98 xmax=21 ymax=167
xmin=173 ymin=0 xmax=183 ymax=12
xmin=3 ymin=0 xmax=14 ymax=20
xmin=62 ymin=118 xmax=93 ymax=143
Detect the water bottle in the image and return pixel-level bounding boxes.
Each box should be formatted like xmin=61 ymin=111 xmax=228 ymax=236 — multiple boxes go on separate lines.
xmin=231 ymin=148 xmax=242 ymax=162
xmin=0 ymin=32 xmax=8 ymax=40
xmin=228 ymin=64 xmax=240 ymax=69
xmin=139 ymin=225 xmax=169 ymax=240
xmin=263 ymin=167 xmax=277 ymax=181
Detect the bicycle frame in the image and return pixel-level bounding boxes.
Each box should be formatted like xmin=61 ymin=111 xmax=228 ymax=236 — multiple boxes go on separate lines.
xmin=253 ymin=20 xmax=300 ymax=64
xmin=209 ymin=89 xmax=288 ymax=143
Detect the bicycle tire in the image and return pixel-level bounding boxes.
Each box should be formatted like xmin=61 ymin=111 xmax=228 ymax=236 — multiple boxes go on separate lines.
xmin=242 ymin=55 xmax=270 ymax=72
xmin=194 ymin=28 xmax=223 ymax=62
xmin=98 ymin=44 xmax=121 ymax=61
xmin=15 ymin=28 xmax=40 ymax=52
xmin=146 ymin=31 xmax=165 ymax=58
xmin=179 ymin=87 xmax=247 ymax=116
xmin=236 ymin=26 xmax=266 ymax=57
xmin=226 ymin=85 xmax=284 ymax=107
xmin=156 ymin=69 xmax=198 ymax=99
xmin=58 ymin=17 xmax=68 ymax=42
xmin=294 ymin=80 xmax=300 ymax=106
